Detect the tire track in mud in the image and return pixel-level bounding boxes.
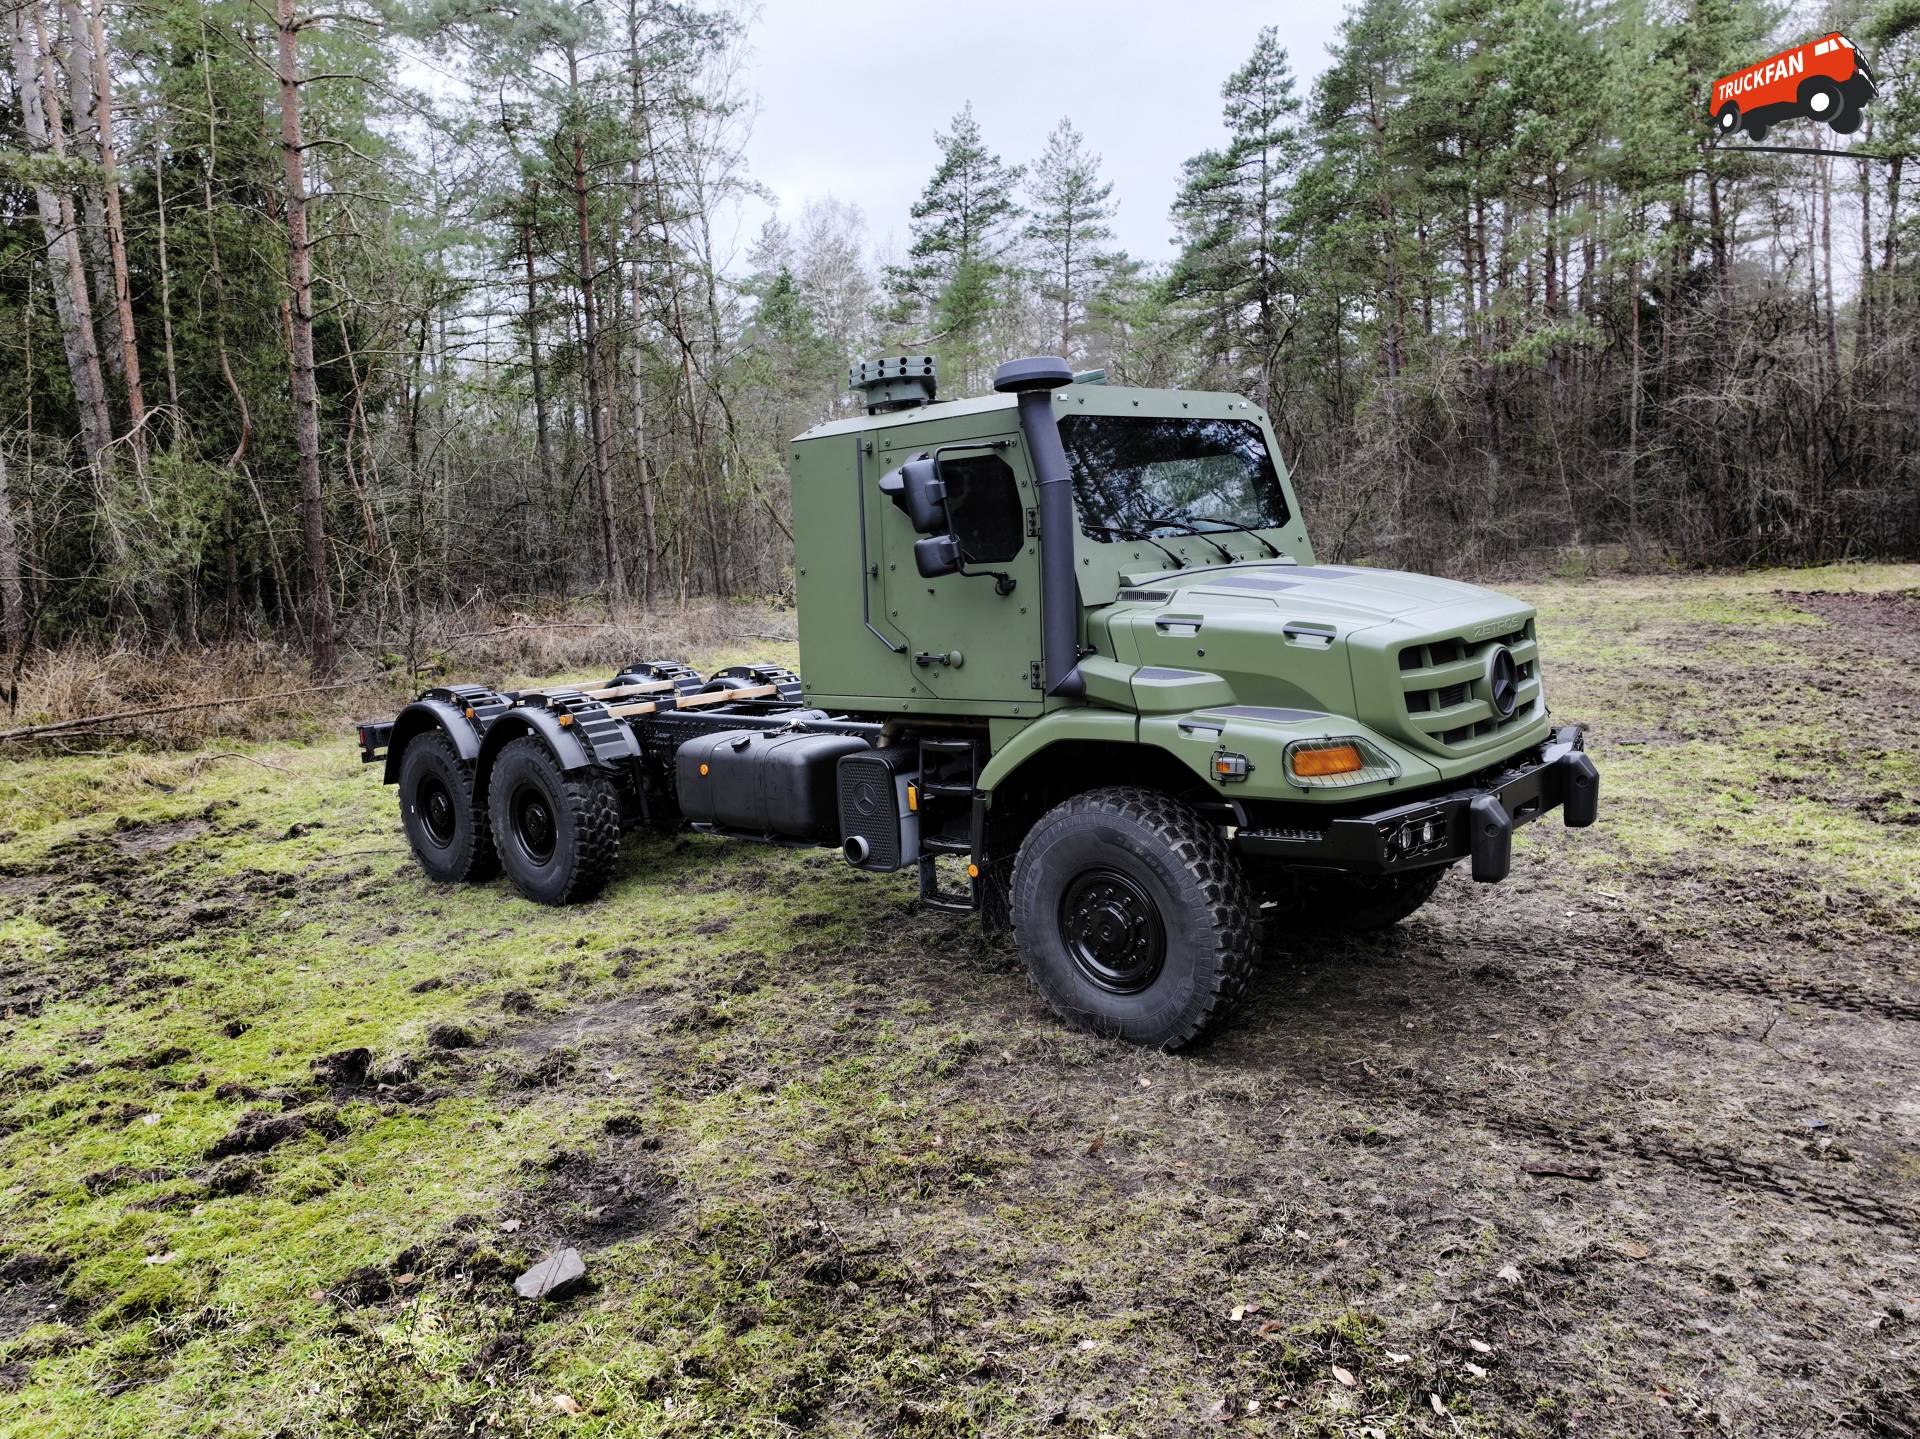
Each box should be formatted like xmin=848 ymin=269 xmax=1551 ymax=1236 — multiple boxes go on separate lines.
xmin=1324 ymin=1066 xmax=1917 ymax=1232
xmin=1467 ymin=929 xmax=1920 ymax=1023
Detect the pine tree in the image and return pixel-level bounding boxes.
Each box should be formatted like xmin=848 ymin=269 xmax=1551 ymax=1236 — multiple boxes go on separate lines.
xmin=1168 ymin=28 xmax=1304 ymax=405
xmin=888 ymin=102 xmax=1024 ymax=392
xmin=1025 ymin=117 xmax=1117 ymax=361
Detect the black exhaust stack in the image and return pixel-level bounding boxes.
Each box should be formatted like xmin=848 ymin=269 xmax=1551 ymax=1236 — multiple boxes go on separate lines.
xmin=994 ymin=357 xmax=1084 ymax=699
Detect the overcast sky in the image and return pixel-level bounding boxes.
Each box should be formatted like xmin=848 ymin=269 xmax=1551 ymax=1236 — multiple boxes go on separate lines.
xmin=731 ymin=0 xmax=1350 ymax=272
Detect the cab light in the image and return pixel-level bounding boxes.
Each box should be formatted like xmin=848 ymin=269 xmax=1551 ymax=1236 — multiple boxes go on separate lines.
xmin=907 ymin=783 xmax=919 ymax=812
xmin=1291 ymin=744 xmax=1362 ymax=777
xmin=698 ymin=763 xmax=710 ymax=776
xmin=556 ymin=713 xmax=574 ymax=726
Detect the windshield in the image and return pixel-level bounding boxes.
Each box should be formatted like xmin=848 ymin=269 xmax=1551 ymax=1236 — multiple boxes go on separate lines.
xmin=1057 ymin=414 xmax=1290 ymax=538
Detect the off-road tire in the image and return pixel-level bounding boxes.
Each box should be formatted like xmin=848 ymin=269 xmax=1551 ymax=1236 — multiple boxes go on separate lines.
xmin=1716 ymin=102 xmax=1740 ymax=136
xmin=1010 ymin=786 xmax=1257 ymax=1050
xmin=487 ymin=737 xmax=620 ymax=906
xmin=1257 ymin=865 xmax=1450 ymax=943
xmin=398 ymin=731 xmax=498 ymax=884
xmin=1831 ymin=105 xmax=1863 ymax=134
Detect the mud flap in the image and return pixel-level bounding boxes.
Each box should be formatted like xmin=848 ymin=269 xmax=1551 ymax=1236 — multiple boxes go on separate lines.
xmin=1468 ymin=793 xmax=1512 ymax=883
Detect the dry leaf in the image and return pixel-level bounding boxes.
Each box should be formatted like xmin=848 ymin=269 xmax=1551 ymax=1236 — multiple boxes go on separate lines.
xmin=1430 ymin=1393 xmax=1447 ymax=1416
xmin=500 ymin=1219 xmax=522 ymax=1233
xmin=1468 ymin=1338 xmax=1493 ymax=1355
xmin=1366 ymin=1429 xmax=1388 ymax=1439
xmin=1245 ymin=1399 xmax=1261 ymax=1415
xmin=143 ymin=1251 xmax=176 ymax=1266
xmin=549 ymin=1394 xmax=581 ymax=1415
xmin=1137 ymin=1076 xmax=1152 ymax=1088
xmin=1496 ymin=1262 xmax=1523 ymax=1284
xmin=1230 ymin=1304 xmax=1246 ymax=1322
xmin=1256 ymin=1320 xmax=1287 ymax=1340
xmin=1086 ymin=1135 xmax=1105 ymax=1156
xmin=393 ymin=1273 xmax=417 ymax=1286
xmin=1386 ymin=1350 xmax=1412 ymax=1364
xmin=1331 ymin=1364 xmax=1356 ymax=1387
xmin=1465 ymin=1362 xmax=1488 ymax=1379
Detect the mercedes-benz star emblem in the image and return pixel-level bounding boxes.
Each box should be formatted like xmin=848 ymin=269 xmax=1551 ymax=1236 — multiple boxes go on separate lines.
xmin=1486 ymin=645 xmax=1519 ymax=718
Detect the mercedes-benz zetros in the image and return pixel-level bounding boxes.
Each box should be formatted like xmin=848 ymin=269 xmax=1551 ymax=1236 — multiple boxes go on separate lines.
xmin=355 ymin=355 xmax=1599 ymax=1049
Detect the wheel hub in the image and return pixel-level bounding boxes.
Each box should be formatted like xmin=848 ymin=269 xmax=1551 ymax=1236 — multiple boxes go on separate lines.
xmin=512 ymin=784 xmax=556 ymax=863
xmin=419 ymin=778 xmax=456 ymax=847
xmin=1060 ymin=869 xmax=1167 ymax=994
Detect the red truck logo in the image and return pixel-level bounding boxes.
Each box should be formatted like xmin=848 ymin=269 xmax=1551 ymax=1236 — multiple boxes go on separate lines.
xmin=1712 ymin=34 xmax=1877 ymax=140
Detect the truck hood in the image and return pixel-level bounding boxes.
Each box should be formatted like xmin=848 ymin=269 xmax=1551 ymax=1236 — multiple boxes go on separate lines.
xmin=1090 ymin=562 xmax=1549 ymax=770
xmin=1112 ymin=561 xmax=1505 ymax=626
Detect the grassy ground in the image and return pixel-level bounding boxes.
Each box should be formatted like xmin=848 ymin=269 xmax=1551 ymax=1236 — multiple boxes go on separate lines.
xmin=1 ymin=566 xmax=1916 ymax=1438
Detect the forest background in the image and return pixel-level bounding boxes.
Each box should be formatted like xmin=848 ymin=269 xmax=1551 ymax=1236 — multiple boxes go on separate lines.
xmin=2 ymin=0 xmax=1917 ymax=689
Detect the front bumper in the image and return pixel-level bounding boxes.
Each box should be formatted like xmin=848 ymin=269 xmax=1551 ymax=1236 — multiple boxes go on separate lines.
xmin=1235 ymin=724 xmax=1598 ymax=883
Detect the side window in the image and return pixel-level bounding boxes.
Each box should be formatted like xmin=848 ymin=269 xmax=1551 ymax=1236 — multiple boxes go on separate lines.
xmin=941 ymin=453 xmax=1023 ymax=564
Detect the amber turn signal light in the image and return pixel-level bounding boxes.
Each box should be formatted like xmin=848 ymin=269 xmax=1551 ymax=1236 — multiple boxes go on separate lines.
xmin=1290 ymin=743 xmax=1363 ymax=778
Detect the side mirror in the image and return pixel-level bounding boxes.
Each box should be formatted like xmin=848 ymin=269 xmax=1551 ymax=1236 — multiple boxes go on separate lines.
xmin=913 ymin=534 xmax=962 ymax=579
xmin=879 ymin=455 xmax=948 ymax=535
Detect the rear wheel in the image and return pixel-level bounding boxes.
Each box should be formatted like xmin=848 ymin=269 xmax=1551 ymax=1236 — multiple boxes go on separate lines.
xmin=1256 ymin=866 xmax=1450 ymax=944
xmin=487 ymin=737 xmax=620 ymax=905
xmin=398 ymin=731 xmax=498 ymax=884
xmin=1715 ymin=102 xmax=1740 ymax=136
xmin=1010 ymin=787 xmax=1257 ymax=1050
xmin=1801 ymin=76 xmax=1843 ymax=126
xmin=1831 ymin=105 xmax=1863 ymax=134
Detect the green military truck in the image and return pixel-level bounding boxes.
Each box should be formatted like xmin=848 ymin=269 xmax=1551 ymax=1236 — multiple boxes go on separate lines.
xmin=356 ymin=355 xmax=1598 ymax=1049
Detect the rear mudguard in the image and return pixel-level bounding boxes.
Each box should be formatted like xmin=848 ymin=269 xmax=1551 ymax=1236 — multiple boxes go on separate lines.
xmin=475 ymin=707 xmax=594 ymax=786
xmin=381 ymin=694 xmax=483 ymax=785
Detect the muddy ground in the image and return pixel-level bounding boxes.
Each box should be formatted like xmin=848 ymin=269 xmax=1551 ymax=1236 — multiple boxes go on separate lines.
xmin=1 ymin=569 xmax=1916 ymax=1438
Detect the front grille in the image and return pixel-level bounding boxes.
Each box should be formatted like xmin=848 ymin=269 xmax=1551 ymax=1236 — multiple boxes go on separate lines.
xmin=1396 ymin=621 xmax=1541 ymax=754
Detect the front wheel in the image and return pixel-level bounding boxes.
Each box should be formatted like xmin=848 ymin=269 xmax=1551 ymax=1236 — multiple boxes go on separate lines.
xmin=1010 ymin=787 xmax=1257 ymax=1050
xmin=487 ymin=737 xmax=621 ymax=905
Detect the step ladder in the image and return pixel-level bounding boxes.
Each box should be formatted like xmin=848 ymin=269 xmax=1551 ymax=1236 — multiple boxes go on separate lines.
xmin=915 ymin=736 xmax=982 ymax=912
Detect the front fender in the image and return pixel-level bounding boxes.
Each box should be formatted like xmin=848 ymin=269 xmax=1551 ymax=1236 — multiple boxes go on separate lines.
xmin=977 ymin=708 xmax=1138 ymax=794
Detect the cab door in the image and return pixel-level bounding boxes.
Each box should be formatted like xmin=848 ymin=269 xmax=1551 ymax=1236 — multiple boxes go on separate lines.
xmin=877 ymin=432 xmax=1041 ymax=708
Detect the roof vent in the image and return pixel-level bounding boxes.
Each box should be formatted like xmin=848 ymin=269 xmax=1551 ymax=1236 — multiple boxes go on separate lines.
xmin=849 ymin=356 xmax=936 ymax=415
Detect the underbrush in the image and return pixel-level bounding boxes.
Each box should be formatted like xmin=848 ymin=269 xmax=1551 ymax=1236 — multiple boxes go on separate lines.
xmin=0 ymin=598 xmax=797 ymax=753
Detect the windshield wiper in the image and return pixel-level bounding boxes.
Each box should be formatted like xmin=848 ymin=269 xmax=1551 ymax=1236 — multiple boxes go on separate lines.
xmin=1138 ymin=514 xmax=1237 ymax=564
xmin=1082 ymin=523 xmax=1188 ymax=570
xmin=1157 ymin=510 xmax=1284 ymax=558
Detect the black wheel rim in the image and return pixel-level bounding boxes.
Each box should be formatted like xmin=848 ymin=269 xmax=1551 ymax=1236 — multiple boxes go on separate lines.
xmin=511 ymin=781 xmax=557 ymax=865
xmin=418 ymin=776 xmax=457 ymax=848
xmin=1059 ymin=867 xmax=1167 ymax=994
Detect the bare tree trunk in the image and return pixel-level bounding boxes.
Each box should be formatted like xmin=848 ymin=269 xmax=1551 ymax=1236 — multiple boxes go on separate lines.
xmin=59 ymin=0 xmax=117 ymax=379
xmin=0 ymin=444 xmax=25 ymax=662
xmin=9 ymin=0 xmax=123 ymax=575
xmin=567 ymin=44 xmax=626 ymax=611
xmin=622 ymin=4 xmax=663 ymax=610
xmin=86 ymin=0 xmax=147 ymax=476
xmin=276 ymin=0 xmax=337 ymax=675
xmin=153 ymin=127 xmax=181 ymax=416
xmin=519 ymin=204 xmax=556 ymax=500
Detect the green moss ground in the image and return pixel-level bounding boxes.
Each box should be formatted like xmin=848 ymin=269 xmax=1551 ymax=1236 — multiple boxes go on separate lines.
xmin=1 ymin=567 xmax=1916 ymax=1437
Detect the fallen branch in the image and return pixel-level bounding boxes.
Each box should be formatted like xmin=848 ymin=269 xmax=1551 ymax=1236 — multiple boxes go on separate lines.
xmin=0 ymin=670 xmax=396 ymax=744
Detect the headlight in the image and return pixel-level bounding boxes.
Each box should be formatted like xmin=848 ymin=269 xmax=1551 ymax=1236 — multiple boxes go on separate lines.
xmin=1284 ymin=736 xmax=1399 ymax=789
